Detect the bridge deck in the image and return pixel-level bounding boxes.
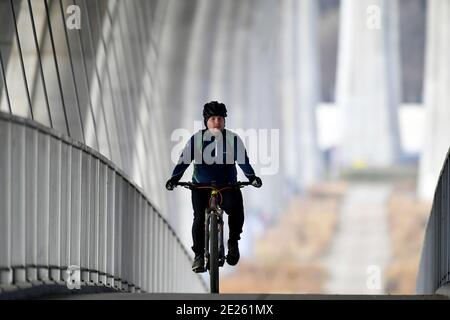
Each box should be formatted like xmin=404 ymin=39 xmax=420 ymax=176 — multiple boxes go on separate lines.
xmin=49 ymin=293 xmax=447 ymax=300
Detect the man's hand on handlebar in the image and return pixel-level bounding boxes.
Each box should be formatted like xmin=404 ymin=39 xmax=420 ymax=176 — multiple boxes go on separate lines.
xmin=165 ymin=178 xmax=177 ymax=191
xmin=249 ymin=176 xmax=262 ymax=188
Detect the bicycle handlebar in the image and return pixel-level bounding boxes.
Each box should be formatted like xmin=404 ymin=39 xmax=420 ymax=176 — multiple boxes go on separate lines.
xmin=175 ymin=181 xmax=253 ymax=190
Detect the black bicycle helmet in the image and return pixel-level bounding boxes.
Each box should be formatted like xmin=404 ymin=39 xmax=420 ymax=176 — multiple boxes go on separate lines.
xmin=203 ymin=101 xmax=227 ymax=123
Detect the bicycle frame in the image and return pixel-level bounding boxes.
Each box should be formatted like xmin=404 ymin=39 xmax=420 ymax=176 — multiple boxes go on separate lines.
xmin=175 ymin=181 xmax=251 ymax=293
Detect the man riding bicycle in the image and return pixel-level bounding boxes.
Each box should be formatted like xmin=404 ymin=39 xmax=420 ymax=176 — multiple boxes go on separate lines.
xmin=166 ymin=101 xmax=262 ymax=272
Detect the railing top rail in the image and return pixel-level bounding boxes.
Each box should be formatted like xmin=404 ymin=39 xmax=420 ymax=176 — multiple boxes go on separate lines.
xmin=0 ymin=111 xmax=197 ymax=273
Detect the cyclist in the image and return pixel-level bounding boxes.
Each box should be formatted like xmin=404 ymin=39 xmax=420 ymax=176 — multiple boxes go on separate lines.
xmin=166 ymin=101 xmax=262 ymax=272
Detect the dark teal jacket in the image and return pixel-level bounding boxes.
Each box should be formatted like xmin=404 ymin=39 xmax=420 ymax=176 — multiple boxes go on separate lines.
xmin=170 ymin=129 xmax=256 ymax=184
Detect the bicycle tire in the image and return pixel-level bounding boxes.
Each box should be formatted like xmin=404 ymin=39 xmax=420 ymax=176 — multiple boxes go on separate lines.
xmin=209 ymin=212 xmax=219 ymax=293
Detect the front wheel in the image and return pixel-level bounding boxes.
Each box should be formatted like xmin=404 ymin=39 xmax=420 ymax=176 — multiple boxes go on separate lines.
xmin=209 ymin=212 xmax=219 ymax=293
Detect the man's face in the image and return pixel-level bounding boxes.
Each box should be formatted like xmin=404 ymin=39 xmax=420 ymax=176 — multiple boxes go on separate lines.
xmin=206 ymin=116 xmax=225 ymax=133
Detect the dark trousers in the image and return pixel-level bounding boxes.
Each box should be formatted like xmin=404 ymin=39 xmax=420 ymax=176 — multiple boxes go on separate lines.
xmin=191 ymin=188 xmax=244 ymax=255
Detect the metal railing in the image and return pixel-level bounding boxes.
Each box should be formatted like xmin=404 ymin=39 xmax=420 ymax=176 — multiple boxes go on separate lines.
xmin=417 ymin=147 xmax=450 ymax=294
xmin=0 ymin=112 xmax=207 ymax=294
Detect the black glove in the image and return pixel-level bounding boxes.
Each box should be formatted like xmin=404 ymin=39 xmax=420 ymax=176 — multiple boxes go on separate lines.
xmin=165 ymin=178 xmax=177 ymax=191
xmin=250 ymin=176 xmax=262 ymax=188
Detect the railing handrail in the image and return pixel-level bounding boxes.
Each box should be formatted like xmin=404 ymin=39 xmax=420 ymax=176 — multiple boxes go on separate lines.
xmin=417 ymin=146 xmax=450 ymax=294
xmin=0 ymin=111 xmax=207 ymax=293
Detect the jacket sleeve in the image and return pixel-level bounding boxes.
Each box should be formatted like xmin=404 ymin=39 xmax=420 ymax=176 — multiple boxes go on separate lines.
xmin=170 ymin=134 xmax=195 ymax=182
xmin=234 ymin=135 xmax=256 ymax=180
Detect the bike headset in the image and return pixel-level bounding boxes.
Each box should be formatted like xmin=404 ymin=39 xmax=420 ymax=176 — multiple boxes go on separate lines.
xmin=195 ymin=185 xmax=234 ymax=208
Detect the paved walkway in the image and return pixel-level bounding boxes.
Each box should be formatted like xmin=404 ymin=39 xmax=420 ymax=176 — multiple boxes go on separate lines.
xmin=324 ymin=183 xmax=392 ymax=294
xmin=48 ymin=293 xmax=445 ymax=300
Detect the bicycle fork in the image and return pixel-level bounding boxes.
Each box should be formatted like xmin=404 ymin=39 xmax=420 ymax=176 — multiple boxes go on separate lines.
xmin=204 ymin=208 xmax=225 ymax=270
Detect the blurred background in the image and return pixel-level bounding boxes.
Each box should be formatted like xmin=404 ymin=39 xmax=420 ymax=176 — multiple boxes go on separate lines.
xmin=1 ymin=0 xmax=449 ymax=295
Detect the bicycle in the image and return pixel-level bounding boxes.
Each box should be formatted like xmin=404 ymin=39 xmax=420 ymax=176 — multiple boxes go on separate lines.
xmin=175 ymin=181 xmax=252 ymax=293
